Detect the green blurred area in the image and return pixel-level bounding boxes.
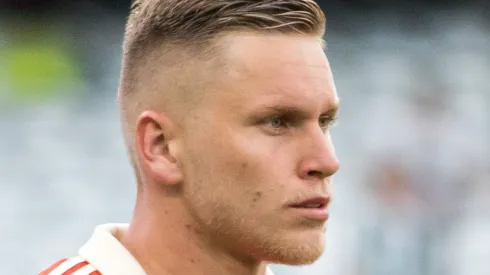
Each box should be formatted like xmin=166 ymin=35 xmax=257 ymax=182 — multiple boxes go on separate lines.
xmin=1 ymin=23 xmax=84 ymax=102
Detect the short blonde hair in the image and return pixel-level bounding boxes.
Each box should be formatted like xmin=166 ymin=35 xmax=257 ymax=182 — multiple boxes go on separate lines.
xmin=120 ymin=0 xmax=325 ymax=92
xmin=124 ymin=1 xmax=324 ymax=65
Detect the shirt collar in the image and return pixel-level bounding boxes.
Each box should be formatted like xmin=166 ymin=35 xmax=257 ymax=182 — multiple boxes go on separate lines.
xmin=79 ymin=223 xmax=275 ymax=275
xmin=78 ymin=223 xmax=147 ymax=275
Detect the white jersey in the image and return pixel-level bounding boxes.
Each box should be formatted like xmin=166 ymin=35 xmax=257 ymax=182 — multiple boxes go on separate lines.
xmin=40 ymin=223 xmax=276 ymax=275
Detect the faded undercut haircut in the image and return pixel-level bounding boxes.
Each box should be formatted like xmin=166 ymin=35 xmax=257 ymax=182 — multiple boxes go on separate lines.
xmin=120 ymin=0 xmax=326 ymax=94
xmin=118 ymin=0 xmax=326 ymax=181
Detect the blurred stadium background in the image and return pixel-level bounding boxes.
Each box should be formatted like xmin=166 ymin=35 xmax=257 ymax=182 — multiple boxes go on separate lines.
xmin=0 ymin=1 xmax=488 ymax=274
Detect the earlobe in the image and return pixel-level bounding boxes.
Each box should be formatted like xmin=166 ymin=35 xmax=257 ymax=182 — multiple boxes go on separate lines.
xmin=135 ymin=111 xmax=183 ymax=185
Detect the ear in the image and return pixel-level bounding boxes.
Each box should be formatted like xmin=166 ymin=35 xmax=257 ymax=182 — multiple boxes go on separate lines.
xmin=135 ymin=110 xmax=183 ymax=185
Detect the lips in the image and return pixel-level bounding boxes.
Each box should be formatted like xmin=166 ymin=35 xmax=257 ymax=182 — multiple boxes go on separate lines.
xmin=288 ymin=196 xmax=330 ymax=221
xmin=289 ymin=197 xmax=329 ymax=209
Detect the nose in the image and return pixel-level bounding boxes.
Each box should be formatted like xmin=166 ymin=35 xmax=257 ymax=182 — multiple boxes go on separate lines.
xmin=298 ymin=130 xmax=340 ymax=180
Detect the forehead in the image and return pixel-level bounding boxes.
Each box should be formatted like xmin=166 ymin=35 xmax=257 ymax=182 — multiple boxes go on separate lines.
xmin=218 ymin=33 xmax=338 ymax=110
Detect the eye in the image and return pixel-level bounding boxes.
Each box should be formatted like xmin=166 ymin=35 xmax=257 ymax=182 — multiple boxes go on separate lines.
xmin=267 ymin=116 xmax=289 ymax=129
xmin=260 ymin=115 xmax=294 ymax=135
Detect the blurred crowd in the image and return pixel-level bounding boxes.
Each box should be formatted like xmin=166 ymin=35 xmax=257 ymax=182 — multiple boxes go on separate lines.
xmin=0 ymin=2 xmax=488 ymax=275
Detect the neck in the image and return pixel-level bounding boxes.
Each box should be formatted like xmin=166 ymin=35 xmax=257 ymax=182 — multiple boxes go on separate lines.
xmin=122 ymin=191 xmax=269 ymax=275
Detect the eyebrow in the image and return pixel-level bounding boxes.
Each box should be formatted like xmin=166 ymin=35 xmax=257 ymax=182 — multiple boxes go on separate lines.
xmin=261 ymin=101 xmax=340 ymax=118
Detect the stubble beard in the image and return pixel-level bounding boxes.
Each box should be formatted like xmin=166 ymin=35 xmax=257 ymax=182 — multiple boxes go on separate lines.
xmin=187 ymin=187 xmax=326 ymax=266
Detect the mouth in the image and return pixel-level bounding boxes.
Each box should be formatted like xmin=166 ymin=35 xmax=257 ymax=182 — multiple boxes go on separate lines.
xmin=289 ymin=197 xmax=328 ymax=209
xmin=288 ymin=197 xmax=330 ymax=221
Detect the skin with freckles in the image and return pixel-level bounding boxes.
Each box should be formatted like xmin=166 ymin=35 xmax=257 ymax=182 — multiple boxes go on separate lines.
xmin=123 ymin=33 xmax=340 ymax=275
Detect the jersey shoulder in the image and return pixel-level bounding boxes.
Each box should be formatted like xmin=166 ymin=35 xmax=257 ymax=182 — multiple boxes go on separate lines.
xmin=39 ymin=256 xmax=101 ymax=275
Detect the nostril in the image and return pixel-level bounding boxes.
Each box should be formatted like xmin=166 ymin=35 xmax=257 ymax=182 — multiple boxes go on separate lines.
xmin=307 ymin=170 xmax=323 ymax=178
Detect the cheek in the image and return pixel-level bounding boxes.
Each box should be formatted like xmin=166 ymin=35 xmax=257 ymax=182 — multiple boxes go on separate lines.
xmin=184 ymin=125 xmax=294 ymax=200
xmin=208 ymin=147 xmax=276 ymax=209
xmin=227 ymin=134 xmax=300 ymax=198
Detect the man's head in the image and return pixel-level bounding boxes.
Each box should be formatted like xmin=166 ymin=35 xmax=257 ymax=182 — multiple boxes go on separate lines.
xmin=118 ymin=0 xmax=339 ymax=266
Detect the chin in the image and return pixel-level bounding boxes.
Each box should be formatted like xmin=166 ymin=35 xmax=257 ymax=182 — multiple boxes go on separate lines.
xmin=275 ymin=244 xmax=325 ymax=265
xmin=259 ymin=230 xmax=326 ymax=265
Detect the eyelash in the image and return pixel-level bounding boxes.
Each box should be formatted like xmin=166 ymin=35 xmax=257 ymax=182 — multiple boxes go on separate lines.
xmin=266 ymin=116 xmax=291 ymax=129
xmin=319 ymin=116 xmax=338 ymax=131
xmin=264 ymin=115 xmax=337 ymax=133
